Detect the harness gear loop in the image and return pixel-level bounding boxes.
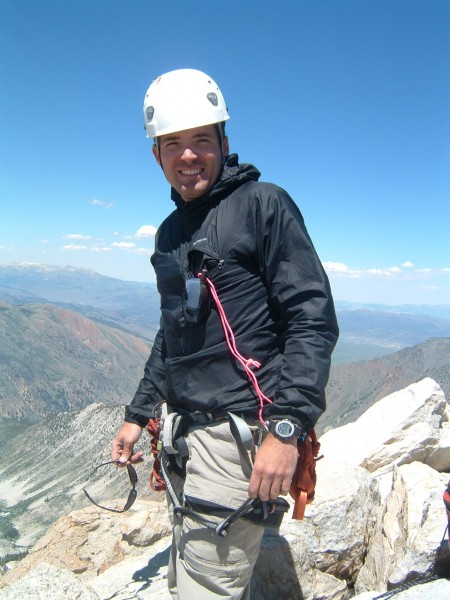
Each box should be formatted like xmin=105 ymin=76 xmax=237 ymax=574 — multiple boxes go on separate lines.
xmin=161 ymin=412 xmax=183 ymax=454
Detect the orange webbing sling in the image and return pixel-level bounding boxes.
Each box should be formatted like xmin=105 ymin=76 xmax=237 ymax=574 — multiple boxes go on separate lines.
xmin=289 ymin=429 xmax=322 ymax=520
xmin=147 ymin=417 xmax=166 ymax=492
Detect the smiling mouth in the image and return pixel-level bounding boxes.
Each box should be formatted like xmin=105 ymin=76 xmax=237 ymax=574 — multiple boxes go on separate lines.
xmin=180 ymin=168 xmax=202 ymax=176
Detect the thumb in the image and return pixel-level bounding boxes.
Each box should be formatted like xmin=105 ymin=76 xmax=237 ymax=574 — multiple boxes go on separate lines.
xmin=118 ymin=444 xmax=133 ymax=465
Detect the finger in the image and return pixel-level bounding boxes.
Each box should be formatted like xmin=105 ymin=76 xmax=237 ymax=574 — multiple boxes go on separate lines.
xmin=248 ymin=473 xmax=262 ymax=499
xmin=117 ymin=444 xmax=134 ymax=465
xmin=269 ymin=478 xmax=284 ymax=501
xmin=129 ymin=450 xmax=144 ymax=464
xmin=256 ymin=477 xmax=273 ymax=502
xmin=111 ymin=439 xmax=124 ymax=463
xmin=280 ymin=475 xmax=293 ymax=496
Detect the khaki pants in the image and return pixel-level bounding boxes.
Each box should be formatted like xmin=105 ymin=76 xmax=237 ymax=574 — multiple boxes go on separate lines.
xmin=166 ymin=420 xmax=265 ymax=600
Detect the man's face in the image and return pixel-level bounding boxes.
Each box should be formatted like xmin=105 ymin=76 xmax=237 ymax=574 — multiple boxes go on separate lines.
xmin=153 ymin=125 xmax=229 ymax=202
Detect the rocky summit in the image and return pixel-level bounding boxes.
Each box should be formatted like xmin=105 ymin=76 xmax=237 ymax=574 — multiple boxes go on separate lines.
xmin=0 ymin=378 xmax=449 ymax=599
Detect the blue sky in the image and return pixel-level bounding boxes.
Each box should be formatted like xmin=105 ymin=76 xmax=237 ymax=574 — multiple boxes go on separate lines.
xmin=1 ymin=0 xmax=449 ymax=305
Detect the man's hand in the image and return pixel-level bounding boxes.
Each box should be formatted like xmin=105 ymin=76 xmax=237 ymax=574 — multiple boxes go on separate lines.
xmin=112 ymin=422 xmax=144 ymax=466
xmin=248 ymin=433 xmax=298 ymax=501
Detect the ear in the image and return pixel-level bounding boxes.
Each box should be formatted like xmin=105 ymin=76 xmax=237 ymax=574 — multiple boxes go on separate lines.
xmin=222 ymin=135 xmax=229 ymax=158
xmin=152 ymin=143 xmax=161 ymax=165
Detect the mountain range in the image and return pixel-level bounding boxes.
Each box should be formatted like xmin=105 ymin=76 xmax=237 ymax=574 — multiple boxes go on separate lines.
xmin=2 ymin=263 xmax=450 ymax=363
xmin=0 ymin=264 xmax=160 ymax=342
xmin=1 ymin=263 xmax=449 ymax=425
xmin=0 ymin=302 xmax=149 ymax=422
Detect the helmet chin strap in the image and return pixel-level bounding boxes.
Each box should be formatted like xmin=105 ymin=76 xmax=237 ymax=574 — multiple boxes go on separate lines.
xmin=154 ymin=139 xmax=166 ymax=174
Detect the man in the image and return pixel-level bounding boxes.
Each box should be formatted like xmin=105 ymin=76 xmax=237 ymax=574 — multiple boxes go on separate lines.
xmin=112 ymin=68 xmax=339 ymax=599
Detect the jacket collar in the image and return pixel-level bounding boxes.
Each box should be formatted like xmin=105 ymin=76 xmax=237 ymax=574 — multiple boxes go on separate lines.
xmin=170 ymin=153 xmax=261 ymax=212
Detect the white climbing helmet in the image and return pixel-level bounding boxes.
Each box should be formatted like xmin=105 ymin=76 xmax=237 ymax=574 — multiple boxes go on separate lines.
xmin=143 ymin=68 xmax=230 ymax=138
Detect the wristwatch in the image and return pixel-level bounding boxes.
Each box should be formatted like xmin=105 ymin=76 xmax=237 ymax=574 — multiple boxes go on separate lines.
xmin=267 ymin=419 xmax=302 ymax=441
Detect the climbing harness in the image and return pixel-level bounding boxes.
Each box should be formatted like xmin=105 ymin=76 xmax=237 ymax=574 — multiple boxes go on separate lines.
xmin=146 ymin=266 xmax=321 ymax=526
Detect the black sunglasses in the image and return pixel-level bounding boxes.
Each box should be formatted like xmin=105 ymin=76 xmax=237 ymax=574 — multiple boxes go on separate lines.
xmin=83 ymin=461 xmax=138 ymax=513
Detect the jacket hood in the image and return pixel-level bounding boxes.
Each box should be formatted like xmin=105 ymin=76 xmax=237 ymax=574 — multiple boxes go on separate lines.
xmin=171 ymin=153 xmax=261 ymax=211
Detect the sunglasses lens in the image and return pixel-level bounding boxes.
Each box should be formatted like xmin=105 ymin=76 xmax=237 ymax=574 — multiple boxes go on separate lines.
xmin=124 ymin=488 xmax=137 ymax=511
xmin=127 ymin=464 xmax=138 ymax=486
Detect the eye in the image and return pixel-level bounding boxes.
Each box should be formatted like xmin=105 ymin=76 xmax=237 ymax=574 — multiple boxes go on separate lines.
xmin=197 ymin=137 xmax=214 ymax=146
xmin=162 ymin=140 xmax=179 ymax=150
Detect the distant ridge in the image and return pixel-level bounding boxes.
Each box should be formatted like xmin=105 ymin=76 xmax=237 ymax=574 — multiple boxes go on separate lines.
xmin=2 ymin=263 xmax=450 ymax=365
xmin=0 ymin=263 xmax=160 ymax=341
xmin=0 ymin=302 xmax=149 ymax=422
xmin=321 ymin=336 xmax=450 ymax=434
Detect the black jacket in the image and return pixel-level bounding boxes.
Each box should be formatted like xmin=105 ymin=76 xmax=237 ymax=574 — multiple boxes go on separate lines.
xmin=126 ymin=154 xmax=339 ymax=432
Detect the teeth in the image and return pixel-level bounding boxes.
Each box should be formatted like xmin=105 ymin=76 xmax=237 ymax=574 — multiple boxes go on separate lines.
xmin=181 ymin=169 xmax=201 ymax=175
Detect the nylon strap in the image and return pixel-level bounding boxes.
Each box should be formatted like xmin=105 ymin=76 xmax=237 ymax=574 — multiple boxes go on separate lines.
xmin=228 ymin=412 xmax=255 ymax=452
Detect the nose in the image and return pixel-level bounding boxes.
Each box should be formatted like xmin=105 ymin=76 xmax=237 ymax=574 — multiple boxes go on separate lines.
xmin=181 ymin=147 xmax=198 ymax=161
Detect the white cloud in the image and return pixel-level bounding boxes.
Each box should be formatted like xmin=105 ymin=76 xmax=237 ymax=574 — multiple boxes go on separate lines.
xmin=323 ymin=261 xmax=450 ymax=281
xmin=112 ymin=242 xmax=136 ymax=249
xmin=322 ymin=261 xmax=349 ymax=273
xmin=129 ymin=247 xmax=152 ymax=256
xmin=62 ymin=244 xmax=88 ymax=252
xmin=135 ymin=225 xmax=157 ymax=238
xmin=64 ymin=234 xmax=92 ymax=240
xmin=90 ymin=198 xmax=114 ymax=209
xmin=322 ymin=262 xmax=362 ymax=278
xmin=109 ymin=241 xmax=152 ymax=256
xmin=91 ymin=247 xmax=112 ymax=253
xmin=416 ymin=268 xmax=434 ymax=274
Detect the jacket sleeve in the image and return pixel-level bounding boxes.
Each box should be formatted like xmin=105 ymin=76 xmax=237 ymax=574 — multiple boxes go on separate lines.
xmin=255 ymin=187 xmax=339 ymax=432
xmin=124 ymin=325 xmax=167 ymax=427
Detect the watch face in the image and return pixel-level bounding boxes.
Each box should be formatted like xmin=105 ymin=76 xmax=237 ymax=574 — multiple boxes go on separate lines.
xmin=276 ymin=421 xmax=294 ymax=437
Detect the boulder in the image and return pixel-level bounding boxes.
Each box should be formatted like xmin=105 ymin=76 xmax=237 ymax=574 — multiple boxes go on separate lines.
xmin=354 ymin=465 xmax=409 ymax=594
xmin=353 ymin=577 xmax=450 ymax=600
xmin=426 ymin=403 xmax=450 ymax=472
xmin=87 ymin=540 xmax=171 ymax=600
xmin=0 ymin=500 xmax=170 ymax=589
xmin=252 ymin=459 xmax=380 ymax=599
xmin=319 ymin=378 xmax=447 ymax=475
xmin=388 ymin=463 xmax=449 ymax=586
xmin=355 ymin=462 xmax=449 ymax=594
xmin=0 ymin=562 xmax=99 ymax=600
